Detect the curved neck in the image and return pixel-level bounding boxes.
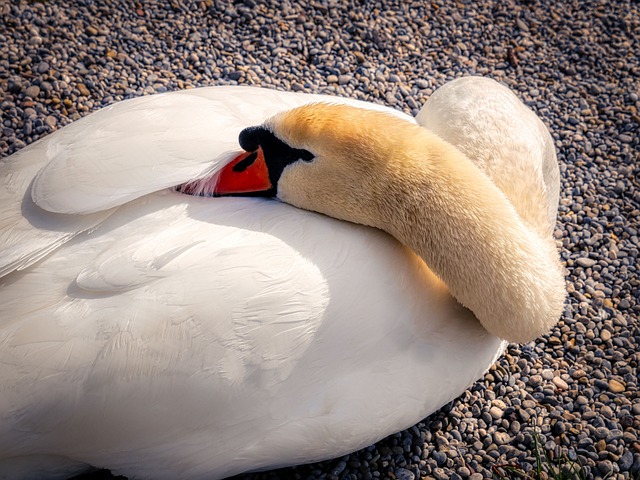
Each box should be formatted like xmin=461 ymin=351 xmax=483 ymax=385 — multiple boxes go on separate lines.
xmin=375 ymin=134 xmax=564 ymax=343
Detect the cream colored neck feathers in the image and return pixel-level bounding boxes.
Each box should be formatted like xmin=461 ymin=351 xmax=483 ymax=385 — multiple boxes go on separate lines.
xmin=266 ymin=103 xmax=565 ymax=343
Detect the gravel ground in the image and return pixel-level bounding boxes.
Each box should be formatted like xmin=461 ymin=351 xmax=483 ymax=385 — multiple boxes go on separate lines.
xmin=1 ymin=0 xmax=639 ymax=479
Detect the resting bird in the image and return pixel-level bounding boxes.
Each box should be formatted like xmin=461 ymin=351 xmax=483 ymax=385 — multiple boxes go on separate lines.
xmin=0 ymin=76 xmax=564 ymax=479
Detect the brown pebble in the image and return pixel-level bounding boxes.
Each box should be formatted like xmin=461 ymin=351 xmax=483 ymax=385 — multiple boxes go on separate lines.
xmin=552 ymin=377 xmax=569 ymax=390
xmin=77 ymin=83 xmax=90 ymax=96
xmin=609 ymin=379 xmax=626 ymax=393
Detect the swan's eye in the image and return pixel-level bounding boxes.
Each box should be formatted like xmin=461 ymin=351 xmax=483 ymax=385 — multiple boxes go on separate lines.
xmin=299 ymin=149 xmax=314 ymax=162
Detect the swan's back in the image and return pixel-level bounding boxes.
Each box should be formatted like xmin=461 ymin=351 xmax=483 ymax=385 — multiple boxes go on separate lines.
xmin=417 ymin=77 xmax=560 ymax=236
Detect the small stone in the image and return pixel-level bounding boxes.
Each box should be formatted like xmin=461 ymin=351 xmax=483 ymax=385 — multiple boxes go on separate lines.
xmin=541 ymin=369 xmax=554 ymax=381
xmin=493 ymin=431 xmax=511 ymax=445
xmin=327 ymin=75 xmax=338 ymax=83
xmin=8 ymin=77 xmax=23 ymax=93
xmin=491 ymin=399 xmax=507 ymax=410
xmin=24 ymin=85 xmax=40 ymax=98
xmin=618 ymin=450 xmax=633 ymax=471
xmin=416 ymin=79 xmax=430 ymax=89
xmin=338 ymin=75 xmax=352 ymax=85
xmin=394 ymin=467 xmax=414 ymax=480
xmin=489 ymin=406 xmax=504 ymax=419
xmin=469 ymin=474 xmax=483 ymax=480
xmin=86 ymin=25 xmax=99 ymax=36
xmin=576 ymin=257 xmax=596 ymax=268
xmin=432 ymin=450 xmax=446 ymax=466
xmin=457 ymin=466 xmax=471 ymax=477
xmin=36 ymin=61 xmax=49 ymax=73
xmin=553 ymin=421 xmax=567 ymax=435
xmin=106 ymin=49 xmax=118 ymax=58
xmin=528 ymin=375 xmax=543 ymax=387
xmin=354 ymin=51 xmax=365 ymax=64
xmin=597 ymin=460 xmax=613 ymax=475
xmin=552 ymin=377 xmax=569 ymax=390
xmin=78 ymin=84 xmax=91 ymax=96
xmin=45 ymin=116 xmax=57 ymax=128
xmin=600 ymin=405 xmax=613 ymax=418
xmin=609 ymin=379 xmax=626 ymax=392
xmin=432 ymin=468 xmax=448 ymax=480
xmin=600 ymin=329 xmax=612 ymax=341
xmin=572 ymin=370 xmax=587 ymax=380
xmin=516 ymin=18 xmax=529 ymax=31
xmin=618 ymin=299 xmax=631 ymax=309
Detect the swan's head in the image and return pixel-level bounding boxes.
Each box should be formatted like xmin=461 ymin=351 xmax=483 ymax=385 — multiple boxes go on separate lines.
xmin=215 ymin=103 xmax=415 ymax=229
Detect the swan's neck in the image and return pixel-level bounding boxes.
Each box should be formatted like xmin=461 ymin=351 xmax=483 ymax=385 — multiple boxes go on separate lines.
xmin=373 ymin=133 xmax=564 ymax=343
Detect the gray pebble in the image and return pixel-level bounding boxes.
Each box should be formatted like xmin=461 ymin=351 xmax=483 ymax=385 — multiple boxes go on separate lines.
xmin=489 ymin=406 xmax=504 ymax=419
xmin=394 ymin=467 xmax=414 ymax=480
xmin=24 ymin=85 xmax=40 ymax=98
xmin=576 ymin=257 xmax=596 ymax=268
xmin=618 ymin=450 xmax=633 ymax=471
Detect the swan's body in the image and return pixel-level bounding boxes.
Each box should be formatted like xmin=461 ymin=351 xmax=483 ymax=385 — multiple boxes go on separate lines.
xmin=0 ymin=77 xmax=562 ymax=479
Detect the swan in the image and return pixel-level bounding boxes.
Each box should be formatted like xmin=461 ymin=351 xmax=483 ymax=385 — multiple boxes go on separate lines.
xmin=0 ymin=76 xmax=564 ymax=480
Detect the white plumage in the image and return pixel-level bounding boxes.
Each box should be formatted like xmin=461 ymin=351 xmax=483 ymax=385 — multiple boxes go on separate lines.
xmin=0 ymin=77 xmax=560 ymax=479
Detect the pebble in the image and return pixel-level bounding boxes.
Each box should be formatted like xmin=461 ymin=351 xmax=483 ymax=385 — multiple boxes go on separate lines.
xmin=394 ymin=467 xmax=414 ymax=480
xmin=78 ymin=83 xmax=91 ymax=96
xmin=493 ymin=431 xmax=511 ymax=445
xmin=489 ymin=406 xmax=504 ymax=419
xmin=552 ymin=376 xmax=569 ymax=390
xmin=576 ymin=257 xmax=596 ymax=268
xmin=618 ymin=450 xmax=633 ymax=471
xmin=608 ymin=379 xmax=626 ymax=393
xmin=1 ymin=1 xmax=638 ymax=480
xmin=24 ymin=85 xmax=40 ymax=98
xmin=432 ymin=450 xmax=447 ymax=466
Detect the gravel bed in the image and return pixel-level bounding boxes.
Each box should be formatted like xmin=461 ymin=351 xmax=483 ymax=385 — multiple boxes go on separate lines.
xmin=1 ymin=1 xmax=639 ymax=479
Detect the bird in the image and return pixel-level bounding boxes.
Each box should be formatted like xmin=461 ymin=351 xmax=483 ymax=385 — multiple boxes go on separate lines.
xmin=0 ymin=76 xmax=564 ymax=480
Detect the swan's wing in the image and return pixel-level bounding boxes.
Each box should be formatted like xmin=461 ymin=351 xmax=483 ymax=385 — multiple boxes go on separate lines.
xmin=416 ymin=76 xmax=559 ymax=235
xmin=30 ymin=87 xmax=413 ymax=216
xmin=0 ymin=146 xmax=115 ymax=279
xmin=2 ymin=87 xmax=412 ymax=279
xmin=30 ymin=92 xmax=242 ymax=215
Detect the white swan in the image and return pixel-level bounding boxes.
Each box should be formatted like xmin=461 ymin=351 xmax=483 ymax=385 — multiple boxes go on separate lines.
xmin=0 ymin=77 xmax=564 ymax=480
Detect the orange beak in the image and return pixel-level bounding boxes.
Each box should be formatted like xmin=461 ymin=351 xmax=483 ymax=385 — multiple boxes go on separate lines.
xmin=213 ymin=147 xmax=271 ymax=195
